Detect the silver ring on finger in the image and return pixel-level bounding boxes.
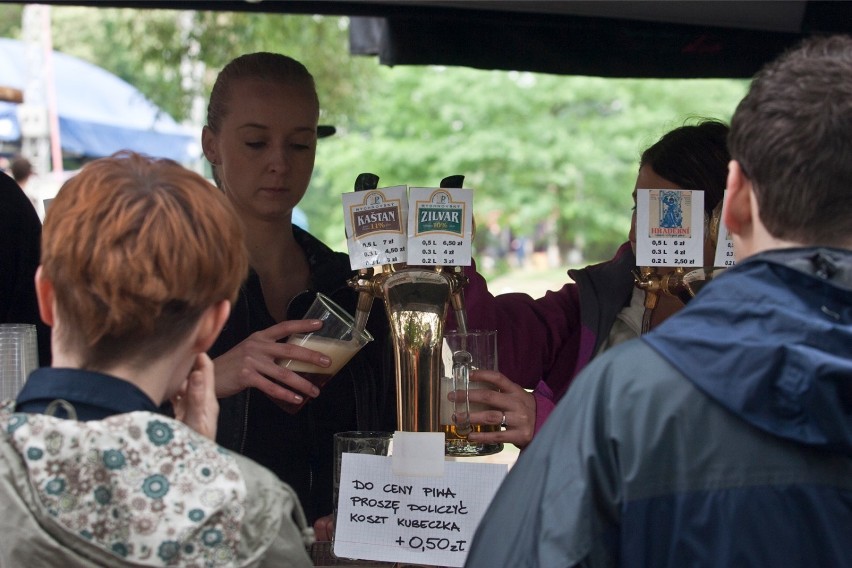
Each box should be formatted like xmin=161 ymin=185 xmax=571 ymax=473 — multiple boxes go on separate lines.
xmin=500 ymin=412 xmax=508 ymax=428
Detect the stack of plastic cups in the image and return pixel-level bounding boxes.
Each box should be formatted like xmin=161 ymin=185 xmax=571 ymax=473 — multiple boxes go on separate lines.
xmin=0 ymin=323 xmax=38 ymax=401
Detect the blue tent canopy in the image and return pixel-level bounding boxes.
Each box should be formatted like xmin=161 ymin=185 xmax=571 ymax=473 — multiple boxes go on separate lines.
xmin=0 ymin=37 xmax=198 ymax=163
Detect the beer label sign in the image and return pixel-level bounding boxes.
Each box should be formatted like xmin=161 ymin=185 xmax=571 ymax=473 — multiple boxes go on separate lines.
xmin=343 ymin=186 xmax=409 ymax=269
xmin=407 ymin=187 xmax=473 ymax=266
xmin=635 ymin=188 xmax=705 ymax=267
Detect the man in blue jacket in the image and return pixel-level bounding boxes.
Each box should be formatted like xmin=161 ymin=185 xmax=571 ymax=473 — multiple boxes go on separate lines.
xmin=465 ymin=34 xmax=852 ymax=568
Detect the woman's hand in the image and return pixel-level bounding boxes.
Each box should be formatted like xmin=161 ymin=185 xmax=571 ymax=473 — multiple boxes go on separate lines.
xmin=313 ymin=514 xmax=335 ymax=542
xmin=212 ymin=318 xmax=332 ymax=406
xmin=449 ymin=370 xmax=536 ymax=449
xmin=172 ymin=353 xmax=219 ymax=440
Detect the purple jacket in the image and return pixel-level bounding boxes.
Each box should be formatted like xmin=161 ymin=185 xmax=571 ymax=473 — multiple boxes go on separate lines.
xmin=462 ymin=242 xmax=636 ymax=431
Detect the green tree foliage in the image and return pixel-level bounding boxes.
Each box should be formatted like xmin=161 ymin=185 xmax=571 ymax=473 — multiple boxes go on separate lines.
xmin=0 ymin=4 xmax=22 ymax=39
xmin=47 ymin=7 xmax=374 ymax=126
xmin=10 ymin=5 xmax=747 ymax=268
xmin=309 ymin=66 xmax=747 ymax=261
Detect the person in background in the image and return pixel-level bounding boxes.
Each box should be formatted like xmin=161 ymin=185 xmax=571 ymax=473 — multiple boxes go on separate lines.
xmin=465 ymin=34 xmax=852 ymax=567
xmin=10 ymin=155 xmax=33 ymax=191
xmin=0 ymin=151 xmax=313 ymax=567
xmin=201 ymin=52 xmax=394 ymax=531
xmin=458 ymin=119 xmax=730 ymax=449
xmin=0 ymin=169 xmax=50 ymax=365
xmin=10 ymin=155 xmax=44 ymax=217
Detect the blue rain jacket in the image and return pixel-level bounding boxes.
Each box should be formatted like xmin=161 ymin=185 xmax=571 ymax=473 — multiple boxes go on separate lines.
xmin=465 ymin=248 xmax=852 ymax=568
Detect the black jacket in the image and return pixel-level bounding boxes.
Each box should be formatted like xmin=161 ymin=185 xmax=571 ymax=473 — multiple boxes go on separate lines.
xmin=0 ymin=171 xmax=50 ymax=366
xmin=211 ymin=226 xmax=394 ymax=523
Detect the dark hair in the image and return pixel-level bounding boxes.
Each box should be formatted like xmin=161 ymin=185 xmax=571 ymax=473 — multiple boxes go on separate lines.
xmin=640 ymin=119 xmax=730 ymax=215
xmin=729 ymin=35 xmax=852 ymax=245
xmin=206 ymin=52 xmax=318 ymax=133
xmin=10 ymin=156 xmax=32 ymax=183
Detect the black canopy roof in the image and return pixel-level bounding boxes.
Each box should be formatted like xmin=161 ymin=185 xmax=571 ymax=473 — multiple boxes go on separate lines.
xmin=33 ymin=1 xmax=852 ymax=78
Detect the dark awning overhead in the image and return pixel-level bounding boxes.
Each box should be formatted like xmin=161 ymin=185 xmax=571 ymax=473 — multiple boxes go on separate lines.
xmin=346 ymin=1 xmax=852 ymax=78
xmin=33 ymin=1 xmax=852 ymax=78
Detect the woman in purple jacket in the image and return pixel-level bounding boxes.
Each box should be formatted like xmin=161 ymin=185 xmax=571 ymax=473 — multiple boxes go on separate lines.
xmin=459 ymin=119 xmax=730 ymax=448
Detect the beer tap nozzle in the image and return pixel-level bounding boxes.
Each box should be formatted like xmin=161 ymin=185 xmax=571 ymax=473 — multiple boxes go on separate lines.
xmin=449 ymin=267 xmax=469 ymax=334
xmin=439 ymin=174 xmax=469 ymax=333
xmin=633 ymin=266 xmax=661 ymax=310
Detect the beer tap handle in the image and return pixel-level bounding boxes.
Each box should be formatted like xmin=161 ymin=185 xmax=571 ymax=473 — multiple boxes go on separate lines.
xmin=440 ymin=174 xmax=464 ymax=189
xmin=354 ymin=172 xmax=380 ymax=192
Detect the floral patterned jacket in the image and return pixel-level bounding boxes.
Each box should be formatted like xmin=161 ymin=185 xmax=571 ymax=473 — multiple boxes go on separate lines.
xmin=0 ymin=401 xmax=313 ymax=567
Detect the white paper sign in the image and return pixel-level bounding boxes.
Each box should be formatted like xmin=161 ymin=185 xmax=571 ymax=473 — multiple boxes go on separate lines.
xmin=407 ymin=187 xmax=473 ymax=267
xmin=712 ymin=198 xmax=736 ymax=268
xmin=635 ymin=188 xmax=705 ymax=268
xmin=343 ymin=186 xmax=409 ymax=270
xmin=334 ymin=454 xmax=507 ymax=567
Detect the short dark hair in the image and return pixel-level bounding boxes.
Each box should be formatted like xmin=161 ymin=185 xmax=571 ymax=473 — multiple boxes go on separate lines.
xmin=10 ymin=156 xmax=32 ymax=183
xmin=640 ymin=119 xmax=730 ymax=216
xmin=729 ymin=34 xmax=852 ymax=246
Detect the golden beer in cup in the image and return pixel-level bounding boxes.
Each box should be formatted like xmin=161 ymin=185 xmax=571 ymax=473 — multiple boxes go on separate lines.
xmin=275 ymin=293 xmax=373 ymax=414
xmin=441 ymin=330 xmax=503 ymax=457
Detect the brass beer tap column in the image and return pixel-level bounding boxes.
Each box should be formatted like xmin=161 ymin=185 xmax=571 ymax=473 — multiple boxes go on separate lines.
xmin=346 ymin=174 xmax=470 ymax=433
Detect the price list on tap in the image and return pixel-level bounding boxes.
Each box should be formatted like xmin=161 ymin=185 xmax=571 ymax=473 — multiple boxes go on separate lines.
xmin=713 ymin=195 xmax=737 ymax=268
xmin=407 ymin=187 xmax=473 ymax=266
xmin=343 ymin=186 xmax=409 ymax=270
xmin=635 ymin=188 xmax=705 ymax=267
xmin=714 ymin=229 xmax=736 ymax=267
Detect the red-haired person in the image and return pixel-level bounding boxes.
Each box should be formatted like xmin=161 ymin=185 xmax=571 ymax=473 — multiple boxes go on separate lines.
xmin=0 ymin=152 xmax=313 ymax=566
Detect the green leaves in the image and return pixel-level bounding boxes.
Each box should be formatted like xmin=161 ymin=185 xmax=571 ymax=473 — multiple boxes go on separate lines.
xmin=38 ymin=7 xmax=746 ymax=270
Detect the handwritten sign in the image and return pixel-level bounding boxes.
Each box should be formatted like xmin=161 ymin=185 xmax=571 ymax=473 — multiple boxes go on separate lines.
xmin=635 ymin=188 xmax=705 ymax=267
xmin=407 ymin=187 xmax=473 ymax=267
xmin=334 ymin=454 xmax=507 ymax=567
xmin=343 ymin=185 xmax=409 ymax=269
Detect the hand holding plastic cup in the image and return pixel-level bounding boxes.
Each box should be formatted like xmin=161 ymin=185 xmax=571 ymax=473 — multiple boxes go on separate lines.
xmin=441 ymin=329 xmax=503 ymax=457
xmin=275 ymin=293 xmax=373 ymax=414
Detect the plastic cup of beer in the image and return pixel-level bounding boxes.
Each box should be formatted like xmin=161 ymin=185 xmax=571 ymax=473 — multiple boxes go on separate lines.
xmin=276 ymin=293 xmax=373 ymax=414
xmin=441 ymin=329 xmax=503 ymax=457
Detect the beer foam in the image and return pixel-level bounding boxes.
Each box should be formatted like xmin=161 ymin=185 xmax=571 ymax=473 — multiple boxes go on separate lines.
xmin=280 ymin=334 xmax=362 ymax=374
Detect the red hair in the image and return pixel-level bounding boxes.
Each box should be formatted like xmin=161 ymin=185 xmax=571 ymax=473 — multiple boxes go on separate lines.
xmin=41 ymin=152 xmax=248 ymax=369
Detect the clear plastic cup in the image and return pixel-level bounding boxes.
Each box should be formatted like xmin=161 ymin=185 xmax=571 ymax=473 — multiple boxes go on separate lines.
xmin=275 ymin=293 xmax=373 ymax=413
xmin=0 ymin=323 xmax=38 ymax=401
